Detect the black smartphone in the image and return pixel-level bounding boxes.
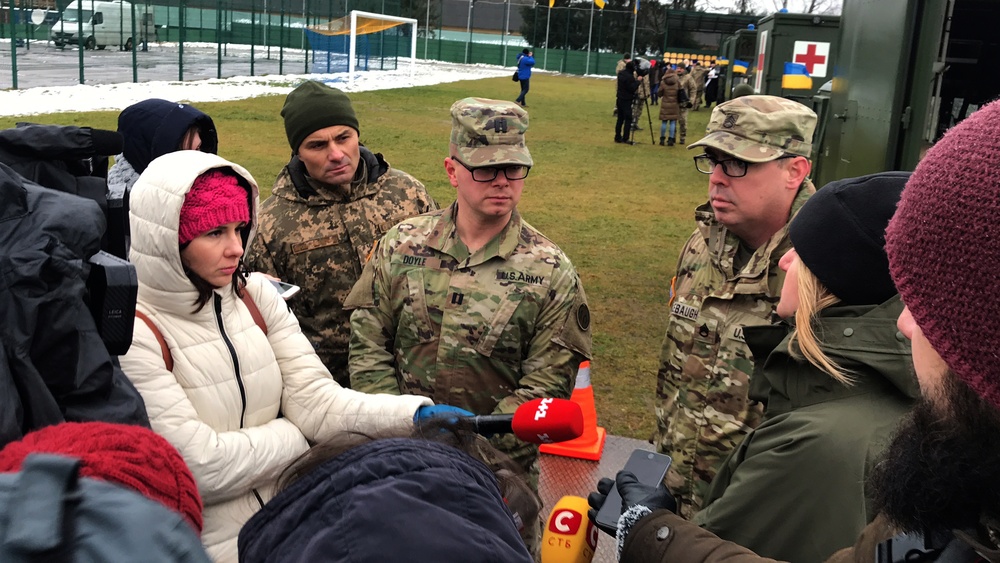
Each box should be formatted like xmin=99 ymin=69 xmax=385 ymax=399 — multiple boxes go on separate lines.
xmin=269 ymin=279 xmax=301 ymax=300
xmin=594 ymin=449 xmax=672 ymax=534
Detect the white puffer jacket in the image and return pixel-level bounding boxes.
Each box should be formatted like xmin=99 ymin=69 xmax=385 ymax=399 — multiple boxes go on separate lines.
xmin=120 ymin=151 xmax=431 ymax=562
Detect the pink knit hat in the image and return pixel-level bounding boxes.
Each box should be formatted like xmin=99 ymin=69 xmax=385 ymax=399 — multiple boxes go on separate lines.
xmin=885 ymin=98 xmax=1000 ymax=409
xmin=0 ymin=422 xmax=204 ymax=533
xmin=178 ymin=169 xmax=250 ymax=244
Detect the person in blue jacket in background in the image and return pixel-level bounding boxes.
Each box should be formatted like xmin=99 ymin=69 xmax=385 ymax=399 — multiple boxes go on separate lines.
xmin=515 ymin=49 xmax=535 ymax=107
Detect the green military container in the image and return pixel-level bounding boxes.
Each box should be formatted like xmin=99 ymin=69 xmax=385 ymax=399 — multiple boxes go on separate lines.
xmin=814 ymin=0 xmax=998 ymax=188
xmin=719 ymin=26 xmax=756 ymax=103
xmin=750 ymin=12 xmax=840 ymax=103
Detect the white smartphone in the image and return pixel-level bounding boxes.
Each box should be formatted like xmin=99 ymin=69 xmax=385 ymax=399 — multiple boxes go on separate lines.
xmin=269 ymin=279 xmax=301 ymax=300
xmin=594 ymin=449 xmax=673 ymax=535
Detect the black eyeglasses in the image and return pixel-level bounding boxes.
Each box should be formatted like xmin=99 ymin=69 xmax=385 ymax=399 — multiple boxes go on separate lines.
xmin=452 ymin=157 xmax=531 ymax=182
xmin=693 ymin=153 xmax=795 ymax=178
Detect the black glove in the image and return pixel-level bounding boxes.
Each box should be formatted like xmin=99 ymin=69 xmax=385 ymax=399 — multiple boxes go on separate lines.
xmin=586 ymin=477 xmax=616 ymax=533
xmin=586 ymin=471 xmax=677 ymax=537
xmin=616 ymin=470 xmax=677 ymax=514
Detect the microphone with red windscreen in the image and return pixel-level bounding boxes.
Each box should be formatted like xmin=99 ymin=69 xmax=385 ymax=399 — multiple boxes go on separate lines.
xmin=470 ymin=398 xmax=584 ymax=444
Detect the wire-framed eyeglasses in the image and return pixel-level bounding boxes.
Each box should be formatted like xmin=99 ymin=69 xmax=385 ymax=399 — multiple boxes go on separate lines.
xmin=693 ymin=153 xmax=795 ymax=178
xmin=452 ymin=157 xmax=531 ymax=182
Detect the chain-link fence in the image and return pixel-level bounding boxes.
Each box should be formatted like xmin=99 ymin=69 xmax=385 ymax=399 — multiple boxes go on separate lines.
xmin=0 ymin=0 xmax=733 ymax=90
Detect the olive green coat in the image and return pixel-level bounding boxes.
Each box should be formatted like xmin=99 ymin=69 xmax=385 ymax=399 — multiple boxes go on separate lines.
xmin=692 ymin=296 xmax=919 ymax=562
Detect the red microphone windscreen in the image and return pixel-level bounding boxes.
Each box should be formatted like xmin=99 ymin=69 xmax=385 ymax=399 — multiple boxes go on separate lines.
xmin=511 ymin=398 xmax=584 ymax=444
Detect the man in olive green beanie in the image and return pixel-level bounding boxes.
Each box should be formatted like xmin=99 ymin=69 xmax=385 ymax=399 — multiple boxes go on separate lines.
xmin=280 ymin=80 xmax=361 ymax=152
xmin=247 ymin=80 xmax=437 ymax=387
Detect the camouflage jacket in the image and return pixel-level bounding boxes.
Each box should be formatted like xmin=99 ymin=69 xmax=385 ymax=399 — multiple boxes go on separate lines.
xmin=678 ymin=74 xmax=697 ymax=107
xmin=246 ymin=147 xmax=437 ymax=386
xmin=654 ymin=180 xmax=814 ymax=518
xmin=345 ymin=202 xmax=592 ymax=478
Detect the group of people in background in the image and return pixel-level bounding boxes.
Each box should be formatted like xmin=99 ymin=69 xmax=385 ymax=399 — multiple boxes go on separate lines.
xmin=613 ymin=52 xmax=717 ymax=146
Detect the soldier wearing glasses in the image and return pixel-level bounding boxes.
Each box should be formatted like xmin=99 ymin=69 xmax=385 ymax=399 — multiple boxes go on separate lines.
xmin=654 ymin=95 xmax=817 ymax=518
xmin=346 ymin=97 xmax=592 ymax=493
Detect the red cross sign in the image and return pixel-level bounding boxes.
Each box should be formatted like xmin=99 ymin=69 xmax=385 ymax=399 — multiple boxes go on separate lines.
xmin=793 ymin=41 xmax=830 ymax=78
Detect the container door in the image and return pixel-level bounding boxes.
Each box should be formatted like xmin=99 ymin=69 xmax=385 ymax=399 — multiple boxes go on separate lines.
xmin=818 ymin=0 xmax=920 ymax=187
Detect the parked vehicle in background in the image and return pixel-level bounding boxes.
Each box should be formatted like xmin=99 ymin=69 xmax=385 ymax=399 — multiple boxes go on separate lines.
xmin=50 ymin=0 xmax=154 ymax=51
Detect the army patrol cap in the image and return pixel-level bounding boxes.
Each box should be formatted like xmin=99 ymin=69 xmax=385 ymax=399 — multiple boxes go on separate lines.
xmin=688 ymin=95 xmax=817 ymax=163
xmin=450 ymin=97 xmax=533 ymax=168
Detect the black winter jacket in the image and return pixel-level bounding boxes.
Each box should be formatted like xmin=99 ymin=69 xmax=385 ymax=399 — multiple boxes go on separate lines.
xmin=238 ymin=438 xmax=534 ymax=563
xmin=0 ymin=157 xmax=148 ymax=448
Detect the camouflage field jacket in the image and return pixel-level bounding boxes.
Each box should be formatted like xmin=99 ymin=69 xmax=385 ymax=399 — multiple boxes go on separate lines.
xmin=247 ymin=148 xmax=437 ymax=386
xmin=345 ymin=203 xmax=592 ymax=476
xmin=654 ymin=180 xmax=814 ymax=518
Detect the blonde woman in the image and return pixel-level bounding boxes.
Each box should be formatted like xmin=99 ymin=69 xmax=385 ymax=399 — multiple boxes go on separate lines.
xmin=659 ymin=172 xmax=919 ymax=562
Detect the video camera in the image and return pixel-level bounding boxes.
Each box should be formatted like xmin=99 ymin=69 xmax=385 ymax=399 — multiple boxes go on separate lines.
xmin=0 ymin=124 xmax=137 ymax=356
xmin=635 ymin=57 xmax=652 ymax=77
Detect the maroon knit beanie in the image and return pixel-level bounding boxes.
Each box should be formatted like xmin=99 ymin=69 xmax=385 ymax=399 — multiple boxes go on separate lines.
xmin=885 ymin=98 xmax=1000 ymax=409
xmin=0 ymin=422 xmax=204 ymax=533
xmin=178 ymin=169 xmax=250 ymax=244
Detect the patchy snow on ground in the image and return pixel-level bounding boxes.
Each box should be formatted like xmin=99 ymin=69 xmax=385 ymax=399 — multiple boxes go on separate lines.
xmin=0 ymin=58 xmax=517 ymax=117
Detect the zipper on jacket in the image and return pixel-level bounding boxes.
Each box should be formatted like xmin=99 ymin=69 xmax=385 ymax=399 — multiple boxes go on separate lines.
xmin=214 ymin=293 xmax=248 ymax=428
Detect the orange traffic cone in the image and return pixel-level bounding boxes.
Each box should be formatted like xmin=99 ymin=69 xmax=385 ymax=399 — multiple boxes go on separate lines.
xmin=540 ymin=361 xmax=607 ymax=461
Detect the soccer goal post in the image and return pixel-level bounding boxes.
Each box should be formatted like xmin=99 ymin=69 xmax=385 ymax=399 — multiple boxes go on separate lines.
xmin=304 ymin=10 xmax=417 ymax=86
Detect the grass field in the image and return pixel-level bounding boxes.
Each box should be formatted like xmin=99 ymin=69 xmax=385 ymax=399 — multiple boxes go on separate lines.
xmin=1 ymin=74 xmax=715 ymax=440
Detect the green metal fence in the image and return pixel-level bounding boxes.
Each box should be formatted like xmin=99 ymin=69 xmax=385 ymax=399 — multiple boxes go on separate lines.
xmin=0 ymin=0 xmax=716 ymax=90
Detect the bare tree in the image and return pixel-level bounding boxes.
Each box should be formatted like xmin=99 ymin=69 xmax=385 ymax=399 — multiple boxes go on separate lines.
xmin=766 ymin=0 xmax=841 ymax=14
xmin=697 ymin=0 xmax=840 ymax=15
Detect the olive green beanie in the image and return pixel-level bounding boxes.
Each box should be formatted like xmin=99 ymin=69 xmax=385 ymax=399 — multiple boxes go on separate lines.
xmin=281 ymin=81 xmax=360 ymax=152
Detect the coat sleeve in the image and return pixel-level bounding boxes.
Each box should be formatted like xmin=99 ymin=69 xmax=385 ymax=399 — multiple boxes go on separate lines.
xmin=247 ymin=275 xmax=429 ymax=443
xmin=120 ymin=318 xmax=309 ymax=505
xmin=621 ymin=511 xmax=782 ymax=563
xmin=345 ymin=237 xmax=405 ymax=395
xmin=693 ymin=416 xmax=877 ymax=561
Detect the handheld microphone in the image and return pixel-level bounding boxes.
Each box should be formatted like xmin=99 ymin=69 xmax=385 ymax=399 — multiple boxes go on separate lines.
xmin=471 ymin=398 xmax=584 ymax=444
xmin=541 ymin=496 xmax=598 ymax=563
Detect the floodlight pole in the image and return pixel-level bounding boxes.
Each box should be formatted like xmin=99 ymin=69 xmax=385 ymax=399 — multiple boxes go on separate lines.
xmin=543 ymin=3 xmax=551 ymax=69
xmin=502 ymin=0 xmax=510 ymax=64
xmin=629 ymin=4 xmax=637 ymax=58
xmin=349 ymin=10 xmax=357 ymax=85
xmin=424 ymin=0 xmax=430 ymax=59
xmin=585 ymin=1 xmax=594 ymax=74
xmin=464 ymin=0 xmax=472 ymax=64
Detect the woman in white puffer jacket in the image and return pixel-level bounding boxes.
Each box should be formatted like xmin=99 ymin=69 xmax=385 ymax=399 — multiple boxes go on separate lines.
xmin=120 ymin=151 xmax=433 ymax=562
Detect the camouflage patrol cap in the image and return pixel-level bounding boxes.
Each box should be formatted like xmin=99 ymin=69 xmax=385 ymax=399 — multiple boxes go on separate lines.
xmin=688 ymin=95 xmax=816 ymax=163
xmin=449 ymin=97 xmax=532 ymax=168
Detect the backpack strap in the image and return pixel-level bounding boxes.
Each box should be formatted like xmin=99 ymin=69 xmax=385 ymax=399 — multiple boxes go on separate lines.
xmin=240 ymin=290 xmax=268 ymax=336
xmin=135 ymin=310 xmax=172 ymax=371
xmin=7 ymin=454 xmax=80 ymax=561
xmin=133 ymin=291 xmax=266 ymax=373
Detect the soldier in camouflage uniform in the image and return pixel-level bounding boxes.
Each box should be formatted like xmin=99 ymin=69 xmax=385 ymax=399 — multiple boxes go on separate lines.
xmin=655 ymin=95 xmax=817 ymax=519
xmin=346 ymin=97 xmax=592 ymax=558
xmin=247 ymin=81 xmax=437 ymax=387
xmin=690 ymin=61 xmax=709 ymax=111
xmin=677 ymin=65 xmax=698 ymax=144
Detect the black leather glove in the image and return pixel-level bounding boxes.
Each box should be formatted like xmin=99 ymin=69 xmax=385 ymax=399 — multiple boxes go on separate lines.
xmin=616 ymin=470 xmax=677 ymax=514
xmin=587 ymin=471 xmax=677 ymax=537
xmin=586 ymin=477 xmax=616 ymax=531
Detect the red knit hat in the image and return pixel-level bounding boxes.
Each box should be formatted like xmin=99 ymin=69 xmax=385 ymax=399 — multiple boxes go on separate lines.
xmin=0 ymin=422 xmax=204 ymax=533
xmin=178 ymin=169 xmax=250 ymax=244
xmin=885 ymin=98 xmax=1000 ymax=409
